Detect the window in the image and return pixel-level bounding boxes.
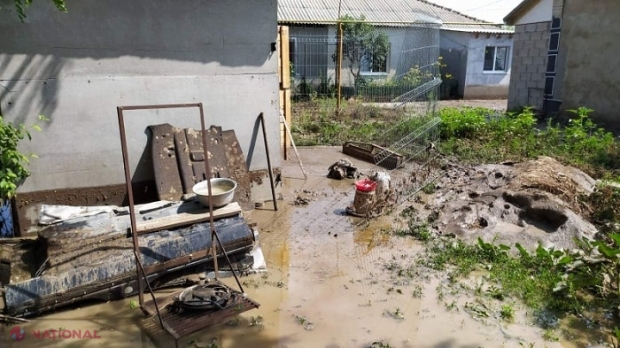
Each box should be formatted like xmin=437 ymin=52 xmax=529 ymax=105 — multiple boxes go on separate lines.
xmin=360 ymin=46 xmax=388 ymax=74
xmin=483 ymin=46 xmax=509 ymax=72
xmin=544 ymin=76 xmax=554 ymax=96
xmin=549 ymin=33 xmax=560 ymax=52
xmin=546 ymin=54 xmax=557 ymax=73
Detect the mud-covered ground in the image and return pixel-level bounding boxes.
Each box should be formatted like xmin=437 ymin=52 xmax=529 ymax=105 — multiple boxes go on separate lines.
xmin=2 ymin=143 xmax=607 ymax=348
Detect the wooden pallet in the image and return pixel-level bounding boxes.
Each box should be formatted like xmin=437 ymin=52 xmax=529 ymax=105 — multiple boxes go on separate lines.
xmin=141 ymin=283 xmax=259 ymax=343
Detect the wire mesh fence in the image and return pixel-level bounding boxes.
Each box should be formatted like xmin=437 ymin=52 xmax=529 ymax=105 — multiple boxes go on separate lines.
xmin=287 ymin=20 xmax=444 ymax=204
xmin=289 ymin=23 xmax=441 ymax=103
xmin=289 ymin=21 xmax=441 ymax=145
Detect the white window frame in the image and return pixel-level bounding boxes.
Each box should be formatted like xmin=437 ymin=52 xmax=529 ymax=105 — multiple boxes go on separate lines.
xmin=483 ymin=46 xmax=510 ymax=74
xmin=359 ymin=46 xmax=389 ymax=76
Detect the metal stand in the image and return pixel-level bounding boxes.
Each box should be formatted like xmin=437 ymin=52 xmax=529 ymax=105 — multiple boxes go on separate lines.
xmin=257 ymin=112 xmax=279 ymax=210
xmin=117 ymin=103 xmax=254 ymax=345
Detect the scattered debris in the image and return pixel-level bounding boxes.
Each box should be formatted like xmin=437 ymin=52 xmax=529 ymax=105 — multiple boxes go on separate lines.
xmin=294 ymin=314 xmax=315 ymax=331
xmin=294 ymin=196 xmax=311 ymax=205
xmin=327 ymin=158 xmax=359 ymax=180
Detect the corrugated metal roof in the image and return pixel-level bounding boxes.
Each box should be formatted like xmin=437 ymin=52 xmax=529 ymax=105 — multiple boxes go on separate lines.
xmin=278 ymin=0 xmax=511 ymax=31
xmin=444 ymin=27 xmax=515 ymax=34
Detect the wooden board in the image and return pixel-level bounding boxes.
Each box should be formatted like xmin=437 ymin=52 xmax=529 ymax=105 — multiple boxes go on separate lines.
xmin=141 ymin=284 xmax=259 ymax=341
xmin=342 ymin=142 xmax=403 ymax=170
xmin=136 ymin=202 xmax=241 ymax=233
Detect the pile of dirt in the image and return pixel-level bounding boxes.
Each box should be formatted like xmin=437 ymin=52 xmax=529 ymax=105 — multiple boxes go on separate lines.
xmin=429 ymin=156 xmax=598 ymax=250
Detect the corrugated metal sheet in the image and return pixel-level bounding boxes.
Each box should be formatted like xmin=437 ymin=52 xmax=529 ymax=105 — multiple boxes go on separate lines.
xmin=278 ymin=0 xmax=511 ymax=31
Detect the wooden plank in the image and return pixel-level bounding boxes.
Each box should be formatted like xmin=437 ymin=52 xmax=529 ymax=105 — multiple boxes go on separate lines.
xmin=280 ymin=26 xmax=290 ymax=90
xmin=136 ymin=202 xmax=241 ymax=233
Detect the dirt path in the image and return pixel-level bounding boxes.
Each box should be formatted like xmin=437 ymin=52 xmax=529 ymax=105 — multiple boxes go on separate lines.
xmin=439 ymin=99 xmax=508 ymax=111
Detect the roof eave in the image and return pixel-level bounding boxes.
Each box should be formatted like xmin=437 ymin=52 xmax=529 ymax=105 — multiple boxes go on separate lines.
xmin=503 ymin=0 xmax=541 ymax=25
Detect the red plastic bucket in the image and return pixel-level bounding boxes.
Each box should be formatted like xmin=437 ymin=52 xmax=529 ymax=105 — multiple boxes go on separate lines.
xmin=355 ymin=179 xmax=377 ymax=193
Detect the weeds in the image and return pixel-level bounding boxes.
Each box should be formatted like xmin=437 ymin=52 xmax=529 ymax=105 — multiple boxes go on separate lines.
xmin=500 ymin=304 xmax=515 ymax=322
xmin=394 ymin=221 xmax=432 ymax=241
xmin=439 ymin=106 xmax=620 ymax=176
xmin=420 ymin=233 xmax=620 ymax=335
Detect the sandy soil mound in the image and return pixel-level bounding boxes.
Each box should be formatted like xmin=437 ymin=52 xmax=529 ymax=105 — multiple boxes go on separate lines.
xmin=431 ymin=156 xmax=597 ymax=250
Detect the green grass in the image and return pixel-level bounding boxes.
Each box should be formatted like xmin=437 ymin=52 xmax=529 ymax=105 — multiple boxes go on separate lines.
xmin=439 ymin=106 xmax=620 ymax=177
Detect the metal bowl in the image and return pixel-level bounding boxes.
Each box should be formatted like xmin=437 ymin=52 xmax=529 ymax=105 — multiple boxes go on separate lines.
xmin=192 ymin=178 xmax=237 ymax=208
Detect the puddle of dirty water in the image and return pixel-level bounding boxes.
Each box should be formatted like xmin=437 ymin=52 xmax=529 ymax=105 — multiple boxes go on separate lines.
xmin=0 ymin=147 xmax=609 ymax=348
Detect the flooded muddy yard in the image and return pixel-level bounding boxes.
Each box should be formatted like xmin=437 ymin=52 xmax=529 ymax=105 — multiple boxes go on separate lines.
xmin=0 ymin=147 xmax=606 ymax=348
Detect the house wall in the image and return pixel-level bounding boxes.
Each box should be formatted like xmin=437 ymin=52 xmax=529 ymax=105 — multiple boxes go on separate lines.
xmin=0 ymin=0 xmax=280 ymax=196
xmin=330 ymin=26 xmax=408 ymax=87
xmin=440 ymin=31 xmax=469 ymax=97
xmin=507 ymin=22 xmax=550 ymax=110
xmin=464 ymin=33 xmax=513 ymax=100
xmin=514 ymin=0 xmax=553 ymax=25
xmin=559 ymin=0 xmax=620 ymax=131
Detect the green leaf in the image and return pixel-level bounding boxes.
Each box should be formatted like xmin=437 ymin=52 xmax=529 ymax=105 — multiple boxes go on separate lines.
xmin=610 ymin=233 xmax=620 ymax=247
xmin=595 ymin=242 xmax=620 ymax=259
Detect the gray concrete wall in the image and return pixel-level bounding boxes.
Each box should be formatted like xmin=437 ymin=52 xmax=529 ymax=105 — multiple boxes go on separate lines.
xmin=559 ymin=0 xmax=620 ymax=131
xmin=507 ymin=22 xmax=550 ymax=110
xmin=461 ymin=32 xmax=513 ymax=100
xmin=0 ymin=0 xmax=280 ymax=196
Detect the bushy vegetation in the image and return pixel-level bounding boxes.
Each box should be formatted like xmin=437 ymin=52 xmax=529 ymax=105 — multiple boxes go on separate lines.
xmin=439 ymin=106 xmax=620 ymax=177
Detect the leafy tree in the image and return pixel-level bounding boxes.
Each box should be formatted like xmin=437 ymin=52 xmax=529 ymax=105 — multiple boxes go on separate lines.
xmin=333 ymin=15 xmax=390 ymax=85
xmin=11 ymin=0 xmax=67 ymax=21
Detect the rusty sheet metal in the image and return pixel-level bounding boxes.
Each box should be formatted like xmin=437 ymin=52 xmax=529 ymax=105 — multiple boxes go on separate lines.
xmin=175 ymin=126 xmax=231 ymax=188
xmin=222 ymin=130 xmax=252 ymax=210
xmin=150 ymin=124 xmax=184 ymax=201
xmin=186 ymin=126 xmax=230 ymax=180
xmin=151 ymin=124 xmax=252 ymax=209
xmin=142 ymin=284 xmax=260 ymax=340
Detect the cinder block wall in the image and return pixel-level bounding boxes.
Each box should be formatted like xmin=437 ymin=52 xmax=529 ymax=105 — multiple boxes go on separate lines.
xmin=507 ymin=22 xmax=550 ymax=110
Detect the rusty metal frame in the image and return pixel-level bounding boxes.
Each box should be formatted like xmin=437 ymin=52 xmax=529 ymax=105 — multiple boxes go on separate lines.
xmin=117 ymin=103 xmax=246 ymax=333
xmin=118 ymin=103 xmax=272 ymax=347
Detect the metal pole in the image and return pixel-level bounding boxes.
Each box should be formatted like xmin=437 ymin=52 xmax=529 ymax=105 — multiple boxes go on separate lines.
xmin=117 ymin=107 xmax=144 ymax=308
xmin=212 ymin=228 xmax=245 ymax=293
xmin=133 ymin=250 xmax=164 ymax=330
xmin=197 ymin=104 xmax=220 ymax=280
xmin=337 ymin=22 xmax=343 ymax=112
xmin=258 ymin=113 xmax=278 ymax=211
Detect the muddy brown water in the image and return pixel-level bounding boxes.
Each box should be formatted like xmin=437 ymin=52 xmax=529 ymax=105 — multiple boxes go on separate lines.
xmin=0 ymin=148 xmax=606 ymax=347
